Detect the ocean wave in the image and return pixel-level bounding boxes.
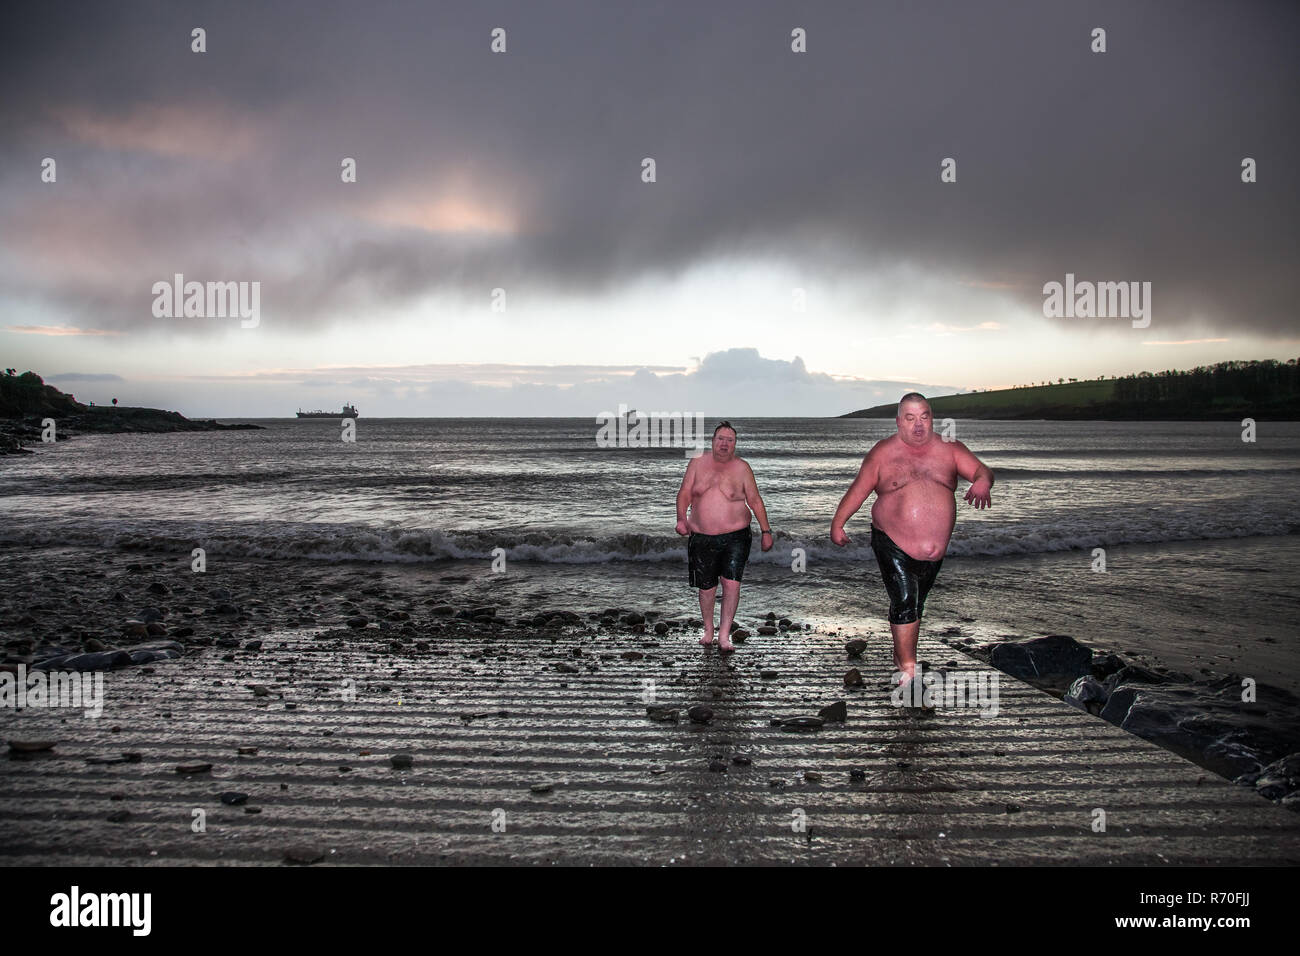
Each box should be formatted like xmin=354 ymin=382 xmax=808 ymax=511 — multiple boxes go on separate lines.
xmin=4 ymin=517 xmax=1297 ymax=566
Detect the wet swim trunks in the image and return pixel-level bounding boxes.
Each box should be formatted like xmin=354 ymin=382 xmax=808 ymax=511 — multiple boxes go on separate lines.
xmin=870 ymin=524 xmax=944 ymax=625
xmin=688 ymin=526 xmax=753 ymax=589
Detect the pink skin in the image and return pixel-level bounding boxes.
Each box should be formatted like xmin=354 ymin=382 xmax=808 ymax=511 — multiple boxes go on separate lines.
xmin=829 ymin=398 xmax=994 ymax=683
xmin=675 ymin=426 xmax=773 ymax=652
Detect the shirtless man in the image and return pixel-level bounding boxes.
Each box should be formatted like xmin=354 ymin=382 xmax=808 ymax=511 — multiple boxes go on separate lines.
xmin=675 ymin=421 xmax=774 ymax=653
xmin=830 ymin=393 xmax=993 ymax=692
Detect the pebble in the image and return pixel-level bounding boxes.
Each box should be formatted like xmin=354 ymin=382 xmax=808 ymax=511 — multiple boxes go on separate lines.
xmin=107 ymin=810 xmax=131 ymax=823
xmin=530 ymin=782 xmax=555 ymax=793
xmin=237 ymin=747 xmax=258 ymax=756
xmin=284 ymin=846 xmax=326 ymax=865
xmin=843 ymin=668 xmax=865 ymax=687
xmin=646 ymin=706 xmax=679 ymax=722
xmin=760 ymin=670 xmax=779 ymax=679
xmin=818 ymin=700 xmax=848 ymax=722
xmin=8 ymin=740 xmax=57 ymax=754
xmin=850 ymin=768 xmax=867 ymax=781
xmin=708 ymin=760 xmax=728 ymax=773
xmin=731 ymin=754 xmax=752 ymax=766
xmin=687 ymin=705 xmax=714 ymax=724
xmin=781 ymin=716 xmax=825 ymax=731
xmin=176 ymin=763 xmax=213 ymax=774
xmin=390 ymin=754 xmax=414 ymax=770
xmin=845 ymin=639 xmax=868 ymax=658
xmin=804 ymin=770 xmax=823 ymax=782
xmin=756 ymin=626 xmax=778 ymax=636
xmin=219 ymin=792 xmax=249 ymax=805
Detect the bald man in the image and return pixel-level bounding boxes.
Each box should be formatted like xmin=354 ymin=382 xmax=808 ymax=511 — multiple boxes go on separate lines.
xmin=830 ymin=393 xmax=993 ymax=699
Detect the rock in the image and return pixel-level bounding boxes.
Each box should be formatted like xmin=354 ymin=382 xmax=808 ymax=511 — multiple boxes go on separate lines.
xmin=989 ymin=634 xmax=1092 ymax=681
xmin=804 ymin=770 xmax=823 ymax=782
xmin=765 ymin=612 xmax=776 ymax=622
xmin=210 ymin=603 xmax=241 ymax=616
xmin=708 ymin=760 xmax=728 ymax=773
xmin=107 ymin=810 xmax=131 ymax=823
xmin=284 ymin=845 xmax=326 ymax=865
xmin=346 ymin=616 xmax=369 ymax=629
xmin=620 ymin=651 xmax=644 ymax=661
xmin=1101 ymin=664 xmax=1168 ymax=694
xmin=555 ymin=662 xmax=579 ymax=673
xmin=219 ymin=792 xmax=249 ymax=805
xmin=760 ymin=670 xmax=779 ymax=679
xmin=843 ymin=668 xmax=864 ymax=688
xmin=818 ymin=700 xmax=848 ymax=722
xmin=147 ymin=582 xmax=169 ymax=595
xmin=243 ymin=639 xmax=262 ymax=651
xmin=83 ymin=637 xmax=107 ymax=652
xmin=845 ymin=639 xmax=868 ymax=658
xmin=653 ymin=621 xmax=670 ymax=635
xmin=1254 ymin=753 xmax=1300 ymax=801
xmin=1064 ymin=675 xmax=1108 ymax=714
xmin=687 ymin=705 xmax=714 ymax=724
xmin=646 ymin=706 xmax=679 ymax=722
xmin=731 ymin=628 xmax=749 ymax=641
xmin=7 ymin=740 xmax=57 ymax=754
xmin=622 ymin=612 xmax=645 ymax=626
xmin=529 ymin=782 xmax=555 ymax=793
xmin=250 ymin=684 xmax=271 ymax=697
xmin=779 ymin=618 xmax=792 ymax=627
xmin=781 ymin=716 xmax=825 ymax=731
xmin=732 ymin=754 xmax=752 ymax=766
xmin=756 ymin=626 xmax=778 ymax=636
xmin=430 ymin=605 xmax=455 ymax=616
xmin=849 ymin=768 xmax=866 ymax=781
xmin=390 ymin=754 xmax=414 ymax=770
xmin=768 ymin=778 xmax=787 ymax=789
xmin=145 ymin=621 xmax=168 ymax=636
xmin=237 ymin=746 xmax=258 ymax=756
xmin=176 ymin=763 xmax=213 ymax=774
xmin=1090 ymin=653 xmax=1126 ymax=680
xmin=1005 ymin=803 xmax=1022 ymax=813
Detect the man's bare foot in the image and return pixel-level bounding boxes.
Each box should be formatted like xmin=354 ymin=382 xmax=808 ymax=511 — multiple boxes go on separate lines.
xmin=718 ymin=637 xmax=736 ymax=653
xmin=700 ymin=626 xmax=715 ymax=647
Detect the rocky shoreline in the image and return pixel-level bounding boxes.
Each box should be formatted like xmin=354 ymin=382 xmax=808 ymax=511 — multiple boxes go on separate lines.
xmin=1 ymin=408 xmax=263 ymax=454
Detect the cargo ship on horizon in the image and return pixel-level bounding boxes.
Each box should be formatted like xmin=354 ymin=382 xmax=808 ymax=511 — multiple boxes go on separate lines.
xmin=296 ymin=404 xmax=358 ymax=418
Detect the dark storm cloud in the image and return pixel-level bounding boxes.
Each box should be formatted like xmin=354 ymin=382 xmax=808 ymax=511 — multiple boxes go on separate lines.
xmin=1 ymin=0 xmax=1296 ymax=333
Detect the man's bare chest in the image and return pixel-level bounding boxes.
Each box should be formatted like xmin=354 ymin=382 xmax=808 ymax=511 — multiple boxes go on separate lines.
xmin=877 ymin=449 xmax=956 ymax=493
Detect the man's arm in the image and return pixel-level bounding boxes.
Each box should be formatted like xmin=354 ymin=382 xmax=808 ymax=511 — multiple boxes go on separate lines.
xmin=742 ymin=461 xmax=773 ymax=551
xmin=952 ymin=440 xmax=994 ymax=509
xmin=830 ymin=446 xmax=881 ymax=544
xmin=675 ymin=458 xmax=696 ymax=534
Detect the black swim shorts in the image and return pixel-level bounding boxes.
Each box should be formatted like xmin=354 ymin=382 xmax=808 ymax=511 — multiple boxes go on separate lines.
xmin=688 ymin=526 xmax=753 ymax=590
xmin=870 ymin=524 xmax=944 ymax=625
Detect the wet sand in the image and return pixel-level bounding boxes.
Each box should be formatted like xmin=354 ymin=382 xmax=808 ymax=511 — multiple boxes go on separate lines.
xmin=2 ymin=544 xmax=1299 ymax=865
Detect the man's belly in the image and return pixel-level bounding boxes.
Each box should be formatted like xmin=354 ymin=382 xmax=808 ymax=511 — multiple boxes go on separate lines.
xmin=870 ymin=483 xmax=956 ymax=561
xmin=689 ymin=490 xmax=752 ymax=535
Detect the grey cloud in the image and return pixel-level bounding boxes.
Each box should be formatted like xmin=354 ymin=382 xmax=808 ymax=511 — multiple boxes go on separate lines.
xmin=1 ymin=0 xmax=1295 ymax=334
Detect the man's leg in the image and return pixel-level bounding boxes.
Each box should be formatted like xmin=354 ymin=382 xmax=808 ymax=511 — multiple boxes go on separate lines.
xmin=698 ymin=587 xmax=717 ymax=645
xmin=717 ymin=577 xmax=741 ymax=651
xmin=891 ymin=619 xmax=920 ymax=684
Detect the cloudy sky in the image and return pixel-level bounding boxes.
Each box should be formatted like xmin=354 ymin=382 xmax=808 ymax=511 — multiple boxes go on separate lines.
xmin=2 ymin=0 xmax=1296 ymax=416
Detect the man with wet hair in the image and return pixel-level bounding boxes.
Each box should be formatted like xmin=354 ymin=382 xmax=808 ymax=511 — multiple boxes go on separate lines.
xmin=830 ymin=393 xmax=993 ymax=698
xmin=675 ymin=421 xmax=773 ymax=652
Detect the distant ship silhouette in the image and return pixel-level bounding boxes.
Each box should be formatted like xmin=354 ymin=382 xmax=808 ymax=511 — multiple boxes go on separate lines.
xmin=296 ymin=403 xmax=358 ymax=418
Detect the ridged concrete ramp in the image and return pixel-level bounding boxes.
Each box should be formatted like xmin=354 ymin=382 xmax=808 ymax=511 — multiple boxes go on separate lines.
xmin=3 ymin=622 xmax=1298 ymax=866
